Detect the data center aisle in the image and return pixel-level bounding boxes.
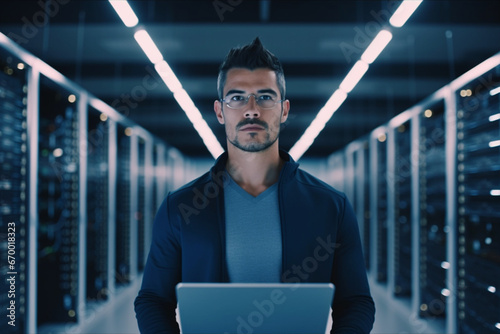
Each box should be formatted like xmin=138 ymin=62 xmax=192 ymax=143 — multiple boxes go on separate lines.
xmin=73 ymin=276 xmax=445 ymax=334
xmin=71 ymin=279 xmax=142 ymax=334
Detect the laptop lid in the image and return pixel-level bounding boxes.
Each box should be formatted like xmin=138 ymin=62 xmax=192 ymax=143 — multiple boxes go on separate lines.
xmin=176 ymin=283 xmax=335 ymax=334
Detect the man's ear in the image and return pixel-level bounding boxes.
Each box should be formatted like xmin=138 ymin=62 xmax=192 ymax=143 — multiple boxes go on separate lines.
xmin=281 ymin=99 xmax=290 ymax=123
xmin=214 ymin=100 xmax=225 ymax=124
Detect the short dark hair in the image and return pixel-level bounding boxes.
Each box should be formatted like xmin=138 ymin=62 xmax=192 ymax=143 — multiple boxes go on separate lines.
xmin=217 ymin=37 xmax=286 ymax=100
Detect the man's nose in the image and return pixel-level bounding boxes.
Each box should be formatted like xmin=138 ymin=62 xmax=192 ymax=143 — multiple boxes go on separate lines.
xmin=244 ymin=95 xmax=260 ymax=118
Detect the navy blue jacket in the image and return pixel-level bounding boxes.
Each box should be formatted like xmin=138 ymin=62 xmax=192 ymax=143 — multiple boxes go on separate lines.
xmin=134 ymin=151 xmax=375 ymax=333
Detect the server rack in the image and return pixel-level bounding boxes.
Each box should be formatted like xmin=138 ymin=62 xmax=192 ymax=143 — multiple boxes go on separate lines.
xmin=454 ymin=66 xmax=500 ymax=334
xmin=327 ymin=151 xmax=345 ymax=192
xmin=345 ymin=140 xmax=370 ymax=269
xmin=36 ymin=77 xmax=80 ymax=326
xmin=115 ymin=124 xmax=132 ymax=286
xmin=0 ymin=32 xmax=191 ymax=333
xmin=0 ymin=51 xmax=28 ymax=334
xmin=86 ymin=107 xmax=110 ymax=302
xmin=360 ymin=143 xmax=370 ymax=271
xmin=370 ymin=128 xmax=388 ymax=283
xmin=418 ymin=101 xmax=447 ymax=319
xmin=330 ymin=52 xmax=500 ymax=334
xmin=137 ymin=137 xmax=146 ymax=272
xmin=388 ymin=119 xmax=413 ymax=297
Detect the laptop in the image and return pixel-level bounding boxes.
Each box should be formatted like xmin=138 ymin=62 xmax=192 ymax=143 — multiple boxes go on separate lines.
xmin=176 ymin=283 xmax=335 ymax=334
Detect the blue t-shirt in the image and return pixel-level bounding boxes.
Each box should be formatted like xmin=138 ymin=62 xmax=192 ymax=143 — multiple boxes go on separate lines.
xmin=224 ymin=173 xmax=282 ymax=282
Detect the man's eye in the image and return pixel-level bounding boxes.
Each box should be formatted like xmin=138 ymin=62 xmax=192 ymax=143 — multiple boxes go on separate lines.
xmin=258 ymin=95 xmax=273 ymax=101
xmin=229 ymin=95 xmax=245 ymax=101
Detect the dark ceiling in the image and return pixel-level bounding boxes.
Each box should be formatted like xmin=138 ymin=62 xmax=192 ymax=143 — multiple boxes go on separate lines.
xmin=1 ymin=0 xmax=499 ymax=159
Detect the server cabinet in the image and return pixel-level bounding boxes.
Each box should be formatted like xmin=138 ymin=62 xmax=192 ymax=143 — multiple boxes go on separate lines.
xmin=137 ymin=137 xmax=146 ymax=272
xmin=392 ymin=120 xmax=412 ymax=297
xmin=86 ymin=107 xmax=110 ymax=302
xmin=327 ymin=151 xmax=345 ymax=192
xmin=37 ymin=77 xmax=80 ymax=326
xmin=371 ymin=130 xmax=388 ymax=283
xmin=455 ymin=67 xmax=500 ymax=334
xmin=346 ymin=141 xmax=370 ymax=270
xmin=0 ymin=52 xmax=28 ymax=334
xmin=115 ymin=124 xmax=131 ymax=285
xmin=418 ymin=101 xmax=447 ymax=318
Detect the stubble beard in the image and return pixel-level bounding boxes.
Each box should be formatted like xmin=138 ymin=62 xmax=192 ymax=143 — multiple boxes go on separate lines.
xmin=228 ymin=130 xmax=279 ymax=153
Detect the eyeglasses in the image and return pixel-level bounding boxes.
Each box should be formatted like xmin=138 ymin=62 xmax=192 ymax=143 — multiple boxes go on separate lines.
xmin=221 ymin=93 xmax=284 ymax=110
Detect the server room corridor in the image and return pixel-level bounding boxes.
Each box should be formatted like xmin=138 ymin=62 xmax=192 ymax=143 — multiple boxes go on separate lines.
xmin=1 ymin=1 xmax=500 ymax=334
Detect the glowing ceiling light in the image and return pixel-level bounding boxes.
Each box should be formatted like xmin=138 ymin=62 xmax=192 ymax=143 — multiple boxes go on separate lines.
xmin=155 ymin=60 xmax=183 ymax=93
xmin=490 ymin=189 xmax=500 ymax=196
xmin=489 ymin=113 xmax=500 ymax=122
xmin=53 ymin=148 xmax=63 ymax=158
xmin=490 ymin=86 xmax=500 ymax=96
xmin=289 ymin=90 xmax=347 ymax=160
xmin=134 ymin=29 xmax=164 ymax=64
xmin=441 ymin=288 xmax=451 ymax=297
xmin=389 ymin=0 xmax=423 ymax=28
xmin=108 ymin=0 xmax=139 ymax=27
xmin=339 ymin=60 xmax=369 ymax=93
xmin=489 ymin=140 xmax=500 ymax=148
xmin=361 ymin=30 xmax=393 ymax=64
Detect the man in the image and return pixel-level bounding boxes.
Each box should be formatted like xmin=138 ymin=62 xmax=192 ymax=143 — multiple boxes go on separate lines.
xmin=134 ymin=37 xmax=375 ymax=333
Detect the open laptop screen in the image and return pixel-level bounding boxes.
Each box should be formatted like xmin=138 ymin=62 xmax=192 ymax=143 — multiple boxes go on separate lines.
xmin=176 ymin=283 xmax=335 ymax=334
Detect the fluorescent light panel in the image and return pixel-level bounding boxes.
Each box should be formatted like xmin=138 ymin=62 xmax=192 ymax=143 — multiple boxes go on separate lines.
xmin=489 ymin=140 xmax=500 ymax=148
xmin=108 ymin=0 xmax=139 ymax=27
xmin=490 ymin=86 xmax=500 ymax=96
xmin=340 ymin=60 xmax=369 ymax=93
xmin=134 ymin=30 xmax=164 ymax=64
xmin=289 ymin=90 xmax=347 ymax=160
xmin=491 ymin=189 xmax=500 ymax=196
xmin=361 ymin=30 xmax=393 ymax=64
xmin=155 ymin=60 xmax=183 ymax=93
xmin=489 ymin=113 xmax=500 ymax=122
xmin=389 ymin=0 xmax=423 ymax=28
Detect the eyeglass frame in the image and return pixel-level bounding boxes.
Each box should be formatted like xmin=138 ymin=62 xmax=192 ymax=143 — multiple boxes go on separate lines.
xmin=220 ymin=93 xmax=285 ymax=110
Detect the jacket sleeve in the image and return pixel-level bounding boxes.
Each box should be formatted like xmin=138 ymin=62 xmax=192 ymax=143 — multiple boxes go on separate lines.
xmin=134 ymin=194 xmax=182 ymax=334
xmin=330 ymin=196 xmax=375 ymax=334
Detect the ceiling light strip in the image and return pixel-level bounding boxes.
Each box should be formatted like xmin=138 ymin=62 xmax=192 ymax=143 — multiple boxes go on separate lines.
xmin=490 ymin=86 xmax=500 ymax=96
xmin=339 ymin=60 xmax=370 ymax=94
xmin=389 ymin=0 xmax=423 ymax=28
xmin=361 ymin=30 xmax=393 ymax=64
xmin=109 ymin=1 xmax=224 ymax=158
xmin=108 ymin=0 xmax=139 ymax=27
xmin=134 ymin=30 xmax=164 ymax=64
xmin=289 ymin=1 xmax=422 ymax=160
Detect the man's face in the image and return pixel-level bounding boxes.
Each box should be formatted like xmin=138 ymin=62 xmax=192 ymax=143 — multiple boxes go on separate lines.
xmin=214 ymin=68 xmax=289 ymax=153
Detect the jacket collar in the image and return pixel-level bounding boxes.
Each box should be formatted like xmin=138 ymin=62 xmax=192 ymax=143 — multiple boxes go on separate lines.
xmin=210 ymin=150 xmax=299 ymax=181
